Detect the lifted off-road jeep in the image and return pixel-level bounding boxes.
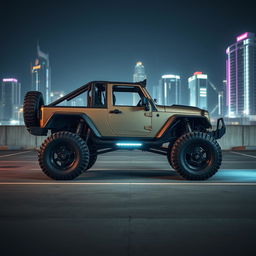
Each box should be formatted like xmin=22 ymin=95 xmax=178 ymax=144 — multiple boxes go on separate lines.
xmin=23 ymin=80 xmax=225 ymax=180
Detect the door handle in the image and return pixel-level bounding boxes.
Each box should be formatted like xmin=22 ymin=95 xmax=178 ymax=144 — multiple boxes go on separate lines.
xmin=109 ymin=109 xmax=122 ymax=114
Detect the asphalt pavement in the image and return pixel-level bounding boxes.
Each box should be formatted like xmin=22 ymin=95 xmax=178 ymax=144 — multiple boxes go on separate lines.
xmin=1 ymin=150 xmax=256 ymax=256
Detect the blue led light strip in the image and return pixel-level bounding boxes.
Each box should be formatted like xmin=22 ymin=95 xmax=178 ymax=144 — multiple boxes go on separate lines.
xmin=116 ymin=143 xmax=142 ymax=147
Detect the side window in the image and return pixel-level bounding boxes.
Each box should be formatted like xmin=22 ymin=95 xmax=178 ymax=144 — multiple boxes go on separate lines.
xmin=112 ymin=86 xmax=143 ymax=106
xmin=92 ymin=83 xmax=107 ymax=108
xmin=69 ymin=92 xmax=88 ymax=107
xmin=55 ymin=88 xmax=90 ymax=107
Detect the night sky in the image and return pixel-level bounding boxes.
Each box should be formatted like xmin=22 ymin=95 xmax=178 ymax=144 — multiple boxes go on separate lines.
xmin=1 ymin=0 xmax=256 ymax=96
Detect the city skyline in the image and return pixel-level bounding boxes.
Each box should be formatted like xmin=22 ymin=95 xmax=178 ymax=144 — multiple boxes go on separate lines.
xmin=1 ymin=1 xmax=256 ymax=96
xmin=0 ymin=42 xmax=252 ymax=123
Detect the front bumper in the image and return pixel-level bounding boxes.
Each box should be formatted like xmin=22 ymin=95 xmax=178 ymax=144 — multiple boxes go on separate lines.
xmin=209 ymin=118 xmax=226 ymax=139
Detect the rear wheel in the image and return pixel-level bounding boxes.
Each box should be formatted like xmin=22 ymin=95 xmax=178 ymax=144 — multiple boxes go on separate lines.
xmin=38 ymin=132 xmax=89 ymax=180
xmin=23 ymin=91 xmax=44 ymax=128
xmin=170 ymin=132 xmax=222 ymax=180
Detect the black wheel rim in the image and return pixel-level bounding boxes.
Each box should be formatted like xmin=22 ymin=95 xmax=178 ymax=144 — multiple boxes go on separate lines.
xmin=184 ymin=143 xmax=212 ymax=171
xmin=50 ymin=143 xmax=76 ymax=170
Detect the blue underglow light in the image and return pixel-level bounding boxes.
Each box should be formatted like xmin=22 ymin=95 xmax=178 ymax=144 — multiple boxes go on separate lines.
xmin=116 ymin=142 xmax=142 ymax=147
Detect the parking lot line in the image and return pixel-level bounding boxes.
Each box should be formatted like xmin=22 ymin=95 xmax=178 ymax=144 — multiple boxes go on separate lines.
xmin=0 ymin=151 xmax=32 ymax=158
xmin=231 ymin=151 xmax=256 ymax=159
xmin=1 ymin=182 xmax=256 ymax=185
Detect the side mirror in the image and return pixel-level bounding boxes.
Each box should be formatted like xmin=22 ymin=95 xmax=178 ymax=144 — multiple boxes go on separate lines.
xmin=142 ymin=97 xmax=150 ymax=111
xmin=154 ymin=98 xmax=157 ymax=103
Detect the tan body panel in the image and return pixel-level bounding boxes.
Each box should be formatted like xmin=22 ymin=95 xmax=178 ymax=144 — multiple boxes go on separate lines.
xmin=41 ymin=107 xmax=113 ymax=136
xmin=106 ymin=84 xmax=152 ymax=137
xmin=40 ymin=83 xmax=205 ymax=138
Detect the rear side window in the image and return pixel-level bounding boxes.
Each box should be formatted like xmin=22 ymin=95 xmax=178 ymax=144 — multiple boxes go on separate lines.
xmin=92 ymin=83 xmax=107 ymax=108
xmin=54 ymin=90 xmax=90 ymax=107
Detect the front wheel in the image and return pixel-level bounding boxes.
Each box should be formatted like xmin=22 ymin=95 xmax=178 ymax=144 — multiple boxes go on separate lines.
xmin=170 ymin=132 xmax=222 ymax=180
xmin=38 ymin=132 xmax=89 ymax=180
xmin=86 ymin=144 xmax=98 ymax=170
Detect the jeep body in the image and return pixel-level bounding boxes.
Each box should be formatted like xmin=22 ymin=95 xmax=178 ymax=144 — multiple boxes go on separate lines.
xmin=24 ymin=80 xmax=226 ymax=180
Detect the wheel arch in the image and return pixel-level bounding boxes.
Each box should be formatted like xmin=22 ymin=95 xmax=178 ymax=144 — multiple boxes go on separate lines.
xmin=156 ymin=115 xmax=212 ymax=140
xmin=45 ymin=112 xmax=101 ymax=137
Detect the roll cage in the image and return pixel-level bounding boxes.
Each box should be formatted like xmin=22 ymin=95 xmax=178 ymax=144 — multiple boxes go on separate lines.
xmin=48 ymin=80 xmax=147 ymax=107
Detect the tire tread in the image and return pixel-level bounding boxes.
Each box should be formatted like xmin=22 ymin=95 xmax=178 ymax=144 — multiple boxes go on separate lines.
xmin=170 ymin=132 xmax=222 ymax=180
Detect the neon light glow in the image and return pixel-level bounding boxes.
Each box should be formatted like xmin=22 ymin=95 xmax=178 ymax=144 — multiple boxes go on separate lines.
xmin=136 ymin=62 xmax=143 ymax=66
xmin=244 ymin=45 xmax=249 ymax=115
xmin=162 ymin=75 xmax=180 ymax=79
xmin=193 ymin=71 xmax=202 ymax=75
xmin=164 ymin=82 xmax=167 ymax=99
xmin=200 ymin=88 xmax=207 ymax=97
xmin=236 ymin=32 xmax=248 ymax=42
xmin=32 ymin=65 xmax=41 ymax=70
xmin=226 ymin=58 xmax=231 ymax=116
xmin=218 ymin=94 xmax=221 ymax=115
xmin=116 ymin=143 xmax=142 ymax=147
xmin=2 ymin=78 xmax=18 ymax=83
xmin=197 ymin=74 xmax=207 ymax=79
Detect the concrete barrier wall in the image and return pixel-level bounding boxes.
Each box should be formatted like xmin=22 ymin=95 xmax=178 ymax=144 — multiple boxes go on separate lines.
xmin=217 ymin=125 xmax=256 ymax=149
xmin=0 ymin=126 xmax=47 ymax=150
xmin=0 ymin=125 xmax=255 ymax=150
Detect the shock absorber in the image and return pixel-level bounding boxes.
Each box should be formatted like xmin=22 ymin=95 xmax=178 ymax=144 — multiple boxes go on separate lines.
xmin=76 ymin=119 xmax=85 ymax=135
xmin=185 ymin=119 xmax=192 ymax=133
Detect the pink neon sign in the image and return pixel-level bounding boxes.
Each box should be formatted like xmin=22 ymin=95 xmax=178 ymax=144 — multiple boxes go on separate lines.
xmin=2 ymin=78 xmax=18 ymax=83
xmin=194 ymin=71 xmax=202 ymax=75
xmin=236 ymin=32 xmax=248 ymax=42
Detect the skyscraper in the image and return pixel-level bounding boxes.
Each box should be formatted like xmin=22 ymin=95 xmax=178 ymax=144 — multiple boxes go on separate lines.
xmin=0 ymin=78 xmax=21 ymax=122
xmin=158 ymin=75 xmax=181 ymax=105
xmin=219 ymin=80 xmax=227 ymax=116
xmin=133 ymin=62 xmax=146 ymax=83
xmin=32 ymin=44 xmax=51 ymax=105
xmin=226 ymin=32 xmax=256 ymax=118
xmin=188 ymin=72 xmax=208 ymax=109
xmin=133 ymin=61 xmax=146 ymax=105
xmin=188 ymin=72 xmax=219 ymax=114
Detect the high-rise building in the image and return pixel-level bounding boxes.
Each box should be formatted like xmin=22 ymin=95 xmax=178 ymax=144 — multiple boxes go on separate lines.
xmin=218 ymin=91 xmax=224 ymax=116
xmin=32 ymin=44 xmax=51 ymax=105
xmin=188 ymin=72 xmax=208 ymax=109
xmin=188 ymin=72 xmax=219 ymax=114
xmin=158 ymin=75 xmax=181 ymax=105
xmin=133 ymin=62 xmax=146 ymax=83
xmin=219 ymin=80 xmax=227 ymax=116
xmin=0 ymin=78 xmax=21 ymax=122
xmin=226 ymin=32 xmax=256 ymax=118
xmin=133 ymin=61 xmax=146 ymax=105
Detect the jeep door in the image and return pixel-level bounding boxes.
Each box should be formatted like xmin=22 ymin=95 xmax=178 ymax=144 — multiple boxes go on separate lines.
xmin=107 ymin=84 xmax=152 ymax=137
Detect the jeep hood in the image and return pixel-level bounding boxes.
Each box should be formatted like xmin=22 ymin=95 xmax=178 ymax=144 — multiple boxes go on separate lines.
xmin=156 ymin=104 xmax=204 ymax=116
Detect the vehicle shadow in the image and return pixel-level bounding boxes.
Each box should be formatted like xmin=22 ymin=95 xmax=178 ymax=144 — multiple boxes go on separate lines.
xmin=79 ymin=169 xmax=183 ymax=181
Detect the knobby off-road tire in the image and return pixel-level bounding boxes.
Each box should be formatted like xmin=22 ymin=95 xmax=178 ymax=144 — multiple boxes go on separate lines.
xmin=170 ymin=132 xmax=222 ymax=180
xmin=38 ymin=132 xmax=89 ymax=180
xmin=167 ymin=142 xmax=175 ymax=167
xmin=23 ymin=91 xmax=44 ymax=128
xmin=86 ymin=145 xmax=97 ymax=170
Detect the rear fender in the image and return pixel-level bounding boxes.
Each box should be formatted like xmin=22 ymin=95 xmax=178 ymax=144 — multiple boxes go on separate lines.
xmin=45 ymin=112 xmax=101 ymax=137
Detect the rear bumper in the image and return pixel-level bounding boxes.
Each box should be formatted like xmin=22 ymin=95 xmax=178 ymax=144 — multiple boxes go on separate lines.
xmin=210 ymin=118 xmax=226 ymax=139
